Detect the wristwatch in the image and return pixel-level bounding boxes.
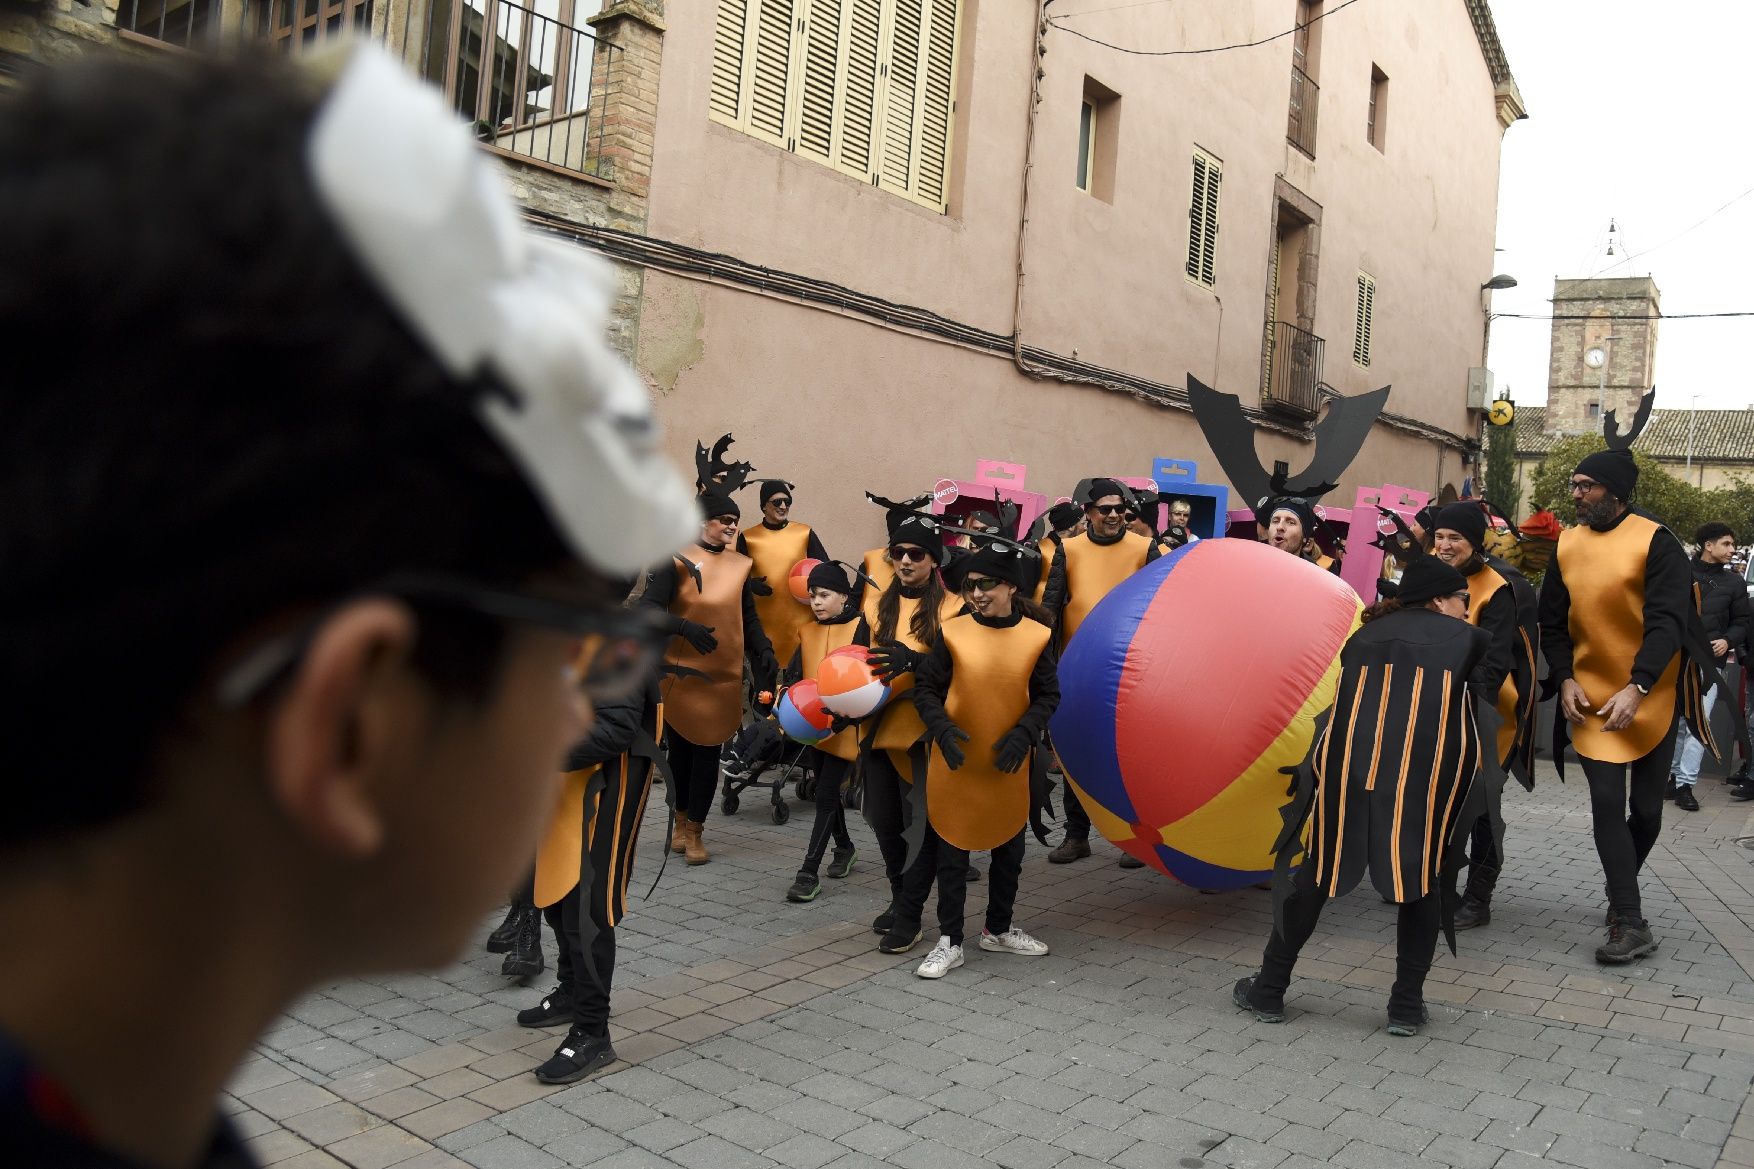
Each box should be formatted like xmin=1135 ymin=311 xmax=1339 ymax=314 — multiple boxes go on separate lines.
xmin=1632 ymin=682 xmax=1650 ymax=696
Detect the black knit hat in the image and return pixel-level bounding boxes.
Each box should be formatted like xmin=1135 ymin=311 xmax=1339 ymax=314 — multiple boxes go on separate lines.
xmin=759 ymin=480 xmax=794 ymax=506
xmin=1574 ymin=448 xmax=1638 ymax=502
xmin=1395 ymin=554 xmax=1468 ymax=606
xmin=698 ymin=490 xmax=740 ymax=521
xmin=944 ymin=541 xmax=1032 ymax=591
xmin=1260 ymin=497 xmax=1318 ymax=536
xmin=886 ymin=509 xmax=946 ymax=564
xmin=806 ymin=560 xmax=852 ymax=595
xmin=1048 ymin=501 xmax=1082 ymax=532
xmin=1086 ymin=478 xmax=1127 ymax=507
xmin=1431 ymin=503 xmax=1487 ymax=552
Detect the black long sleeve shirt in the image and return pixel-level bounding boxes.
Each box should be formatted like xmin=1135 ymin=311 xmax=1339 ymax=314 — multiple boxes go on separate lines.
xmin=562 ymin=682 xmax=651 ymax=771
xmin=638 ymin=541 xmax=776 ymax=674
xmin=1692 ymin=557 xmax=1750 ymax=664
xmin=1538 ymin=508 xmax=1692 ymax=691
xmin=912 ymin=609 xmax=1060 ymax=742
xmin=1472 ymin=581 xmax=1517 ymax=693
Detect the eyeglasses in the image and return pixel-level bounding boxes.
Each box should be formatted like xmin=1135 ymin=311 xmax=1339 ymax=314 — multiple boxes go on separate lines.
xmin=1450 ymin=592 xmax=1471 ymax=605
xmin=1568 ymin=479 xmax=1600 ymax=495
xmin=216 ymin=573 xmax=668 ymax=708
xmin=710 ymin=514 xmax=740 ymax=526
xmin=1092 ymin=504 xmax=1126 ymax=516
xmin=889 ymin=545 xmax=932 ymax=563
xmin=964 ymin=576 xmax=1005 ymax=592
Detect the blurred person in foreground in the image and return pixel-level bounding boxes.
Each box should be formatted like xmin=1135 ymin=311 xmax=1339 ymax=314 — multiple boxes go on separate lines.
xmin=0 ymin=45 xmax=695 ymax=1168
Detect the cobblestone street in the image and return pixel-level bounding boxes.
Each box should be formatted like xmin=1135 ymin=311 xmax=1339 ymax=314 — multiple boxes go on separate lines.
xmin=226 ymin=763 xmax=1754 ymax=1169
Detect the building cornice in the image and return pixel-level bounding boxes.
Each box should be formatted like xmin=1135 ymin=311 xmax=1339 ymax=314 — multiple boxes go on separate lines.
xmin=1466 ymin=1 xmax=1527 ymax=125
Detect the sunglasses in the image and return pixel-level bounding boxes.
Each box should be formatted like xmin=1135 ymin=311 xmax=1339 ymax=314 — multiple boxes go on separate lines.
xmin=1450 ymin=592 xmax=1471 ymax=605
xmin=889 ymin=545 xmax=933 ymax=563
xmin=216 ymin=573 xmax=668 ymax=708
xmin=709 ymin=514 xmax=740 ymax=525
xmin=767 ymin=499 xmax=792 ymax=508
xmin=1091 ymin=504 xmax=1127 ymax=516
xmin=964 ymin=576 xmax=1006 ymax=592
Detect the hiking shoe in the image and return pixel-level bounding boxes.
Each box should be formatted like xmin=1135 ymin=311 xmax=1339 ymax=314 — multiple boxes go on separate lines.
xmin=872 ymin=906 xmax=896 ymax=935
xmin=1047 ymin=836 xmax=1091 ymax=864
xmin=915 ymin=937 xmax=965 ymax=979
xmin=1597 ymin=918 xmax=1658 ymax=964
xmin=1675 ymin=785 xmax=1700 ymax=812
xmin=1386 ymin=1004 xmax=1429 ymax=1037
xmin=878 ymin=925 xmax=923 ymax=954
xmin=785 ymin=872 xmax=821 ymax=903
xmin=501 ymin=911 xmax=545 ymax=979
xmin=1231 ymin=976 xmax=1285 ymax=1023
xmin=1117 ymin=853 xmax=1145 ymax=869
xmin=516 ymin=987 xmax=573 ymax=1028
xmin=826 ymin=846 xmax=857 ymax=879
xmin=533 ymin=1028 xmax=615 ymax=1084
xmin=1454 ymin=897 xmax=1490 ymax=931
xmin=979 ymin=927 xmax=1050 ymax=956
xmin=486 ymin=903 xmax=523 ymax=954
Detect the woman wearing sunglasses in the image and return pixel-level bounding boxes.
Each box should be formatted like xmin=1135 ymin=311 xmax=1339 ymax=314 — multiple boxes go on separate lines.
xmin=1236 ymin=553 xmax=1490 ymax=1037
xmin=861 ymin=504 xmax=962 ymax=946
xmin=641 ymin=487 xmax=778 ymax=865
xmin=882 ymin=534 xmax=1059 ymax=979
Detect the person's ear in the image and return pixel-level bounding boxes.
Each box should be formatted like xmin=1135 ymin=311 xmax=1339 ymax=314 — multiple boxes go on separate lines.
xmin=262 ymin=600 xmax=421 ymax=859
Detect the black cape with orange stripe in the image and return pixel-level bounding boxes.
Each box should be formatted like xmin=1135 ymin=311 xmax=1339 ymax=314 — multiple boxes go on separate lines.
xmin=1276 ymin=607 xmax=1491 ymax=917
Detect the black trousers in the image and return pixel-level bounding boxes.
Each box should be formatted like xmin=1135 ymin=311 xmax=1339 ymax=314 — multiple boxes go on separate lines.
xmin=1580 ymin=718 xmax=1679 ymax=923
xmin=800 ymin=753 xmax=854 ymax=875
xmin=542 ymin=897 xmax=615 ymax=1036
xmin=510 ymin=866 xmax=535 ymax=912
xmin=1462 ymin=813 xmax=1501 ymax=904
xmin=664 ymin=730 xmax=721 ymax=824
xmin=1062 ymin=781 xmax=1091 ymax=839
xmin=1258 ymin=860 xmax=1439 ymax=1020
xmin=861 ymin=747 xmax=918 ymax=903
xmin=894 ymin=825 xmax=1025 ymax=947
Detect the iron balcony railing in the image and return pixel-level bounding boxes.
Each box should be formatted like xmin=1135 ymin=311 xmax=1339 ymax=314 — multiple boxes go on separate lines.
xmin=1287 ymin=65 xmax=1318 ymax=158
xmin=116 ymin=0 xmax=617 ymax=181
xmin=1261 ymin=320 xmax=1324 ymax=418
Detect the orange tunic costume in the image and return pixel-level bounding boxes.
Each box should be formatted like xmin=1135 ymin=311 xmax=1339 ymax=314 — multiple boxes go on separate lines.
xmin=741 ymin=520 xmax=819 ymax=673
xmin=659 ymin=548 xmax=754 ymax=745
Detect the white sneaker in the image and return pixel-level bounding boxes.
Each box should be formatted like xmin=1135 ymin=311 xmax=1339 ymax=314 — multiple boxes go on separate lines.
xmin=915 ymin=936 xmax=964 ymax=979
xmin=979 ymin=927 xmax=1050 ymax=956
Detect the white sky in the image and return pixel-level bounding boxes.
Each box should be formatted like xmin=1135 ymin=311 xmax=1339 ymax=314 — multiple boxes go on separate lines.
xmin=1486 ymin=0 xmax=1754 ymax=410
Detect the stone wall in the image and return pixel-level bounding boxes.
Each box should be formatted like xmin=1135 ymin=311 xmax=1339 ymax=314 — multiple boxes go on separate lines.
xmin=1543 ymin=276 xmax=1661 ymax=437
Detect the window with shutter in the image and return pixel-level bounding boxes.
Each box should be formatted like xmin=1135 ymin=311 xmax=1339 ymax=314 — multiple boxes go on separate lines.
xmin=1353 ymin=272 xmax=1376 ymax=366
xmin=709 ymin=0 xmax=959 ymax=212
xmin=1185 ymin=150 xmax=1221 ymax=287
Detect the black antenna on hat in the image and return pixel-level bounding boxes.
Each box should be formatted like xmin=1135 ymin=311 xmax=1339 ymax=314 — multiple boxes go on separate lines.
xmin=865 ymin=490 xmax=934 ymax=513
xmin=694 ymin=433 xmax=757 ymax=493
xmin=938 ymin=524 xmax=1039 ymax=559
xmin=1603 ymin=387 xmax=1655 ymax=452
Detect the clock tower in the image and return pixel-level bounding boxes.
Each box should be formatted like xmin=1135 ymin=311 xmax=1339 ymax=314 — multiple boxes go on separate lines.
xmin=1542 ymin=277 xmax=1660 ymax=436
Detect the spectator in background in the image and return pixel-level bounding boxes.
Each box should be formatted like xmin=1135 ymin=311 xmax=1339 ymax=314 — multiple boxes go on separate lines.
xmin=1678 ymin=523 xmax=1750 ymax=807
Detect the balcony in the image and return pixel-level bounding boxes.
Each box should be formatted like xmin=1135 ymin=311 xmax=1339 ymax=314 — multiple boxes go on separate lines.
xmin=114 ymin=0 xmax=617 ymax=181
xmin=1261 ymin=320 xmax=1324 ymax=418
xmin=1287 ymin=65 xmax=1318 ymax=158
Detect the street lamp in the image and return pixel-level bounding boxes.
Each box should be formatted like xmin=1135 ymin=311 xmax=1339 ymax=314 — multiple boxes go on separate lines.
xmin=1481 ymin=274 xmax=1519 ymax=291
xmin=1687 ymin=394 xmax=1700 ymax=476
xmin=1583 ymin=335 xmax=1621 ymax=421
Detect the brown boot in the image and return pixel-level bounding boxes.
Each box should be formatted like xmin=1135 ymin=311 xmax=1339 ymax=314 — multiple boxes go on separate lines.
xmin=670 ymin=809 xmax=687 ymax=855
xmin=683 ymin=819 xmax=710 ymax=866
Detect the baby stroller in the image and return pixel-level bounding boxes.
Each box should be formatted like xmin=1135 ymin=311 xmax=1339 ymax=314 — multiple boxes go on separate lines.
xmin=719 ymin=717 xmax=814 ymax=824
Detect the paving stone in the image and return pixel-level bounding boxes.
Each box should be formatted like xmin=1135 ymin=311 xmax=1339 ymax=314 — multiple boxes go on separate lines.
xmin=456 ymin=1135 xmax=564 ymax=1169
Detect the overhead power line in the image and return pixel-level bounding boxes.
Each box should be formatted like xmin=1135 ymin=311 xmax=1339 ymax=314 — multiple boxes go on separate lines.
xmin=1492 ymin=312 xmax=1754 ymax=321
xmin=1047 ymin=0 xmax=1364 ymax=57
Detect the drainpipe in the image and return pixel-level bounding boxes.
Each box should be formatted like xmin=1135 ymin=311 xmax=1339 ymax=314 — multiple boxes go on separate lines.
xmin=1010 ymin=0 xmax=1054 ymax=380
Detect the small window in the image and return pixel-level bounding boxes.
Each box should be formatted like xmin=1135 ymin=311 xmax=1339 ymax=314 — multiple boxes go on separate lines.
xmin=1586 ymin=401 xmax=1602 ymax=420
xmin=1352 ymin=272 xmax=1376 ymax=367
xmin=1077 ymin=77 xmax=1120 ymax=201
xmin=1367 ymin=66 xmax=1388 ymax=150
xmin=1185 ymin=149 xmax=1222 ymax=286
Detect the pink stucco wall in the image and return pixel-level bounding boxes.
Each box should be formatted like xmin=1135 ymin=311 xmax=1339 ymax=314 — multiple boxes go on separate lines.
xmin=637 ymin=0 xmax=1512 ymax=554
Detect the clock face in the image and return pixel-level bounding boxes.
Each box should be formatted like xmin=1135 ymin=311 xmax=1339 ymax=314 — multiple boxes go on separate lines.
xmin=1488 ymin=399 xmax=1515 ymax=427
xmin=1584 ymin=347 xmax=1607 ymax=369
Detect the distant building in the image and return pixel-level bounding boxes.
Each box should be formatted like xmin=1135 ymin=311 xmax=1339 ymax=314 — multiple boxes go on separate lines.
xmin=1514 ymin=405 xmax=1754 ymax=494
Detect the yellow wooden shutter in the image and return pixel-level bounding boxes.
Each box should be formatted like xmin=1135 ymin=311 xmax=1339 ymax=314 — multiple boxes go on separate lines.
xmin=913 ymin=0 xmax=958 ymax=210
xmin=795 ymin=0 xmax=842 ymax=161
xmin=835 ymin=0 xmax=884 ymax=178
xmin=746 ymin=0 xmax=799 ymax=147
xmin=877 ymin=0 xmax=923 ymax=194
xmin=1186 ymin=151 xmax=1221 ymax=286
xmin=711 ymin=0 xmax=752 ymax=126
xmin=1353 ymin=272 xmax=1376 ymax=366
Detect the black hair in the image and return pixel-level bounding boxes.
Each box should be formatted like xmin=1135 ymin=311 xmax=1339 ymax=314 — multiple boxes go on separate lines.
xmin=1360 ymin=598 xmax=1403 ymax=624
xmin=1697 ymin=522 xmax=1736 ymax=547
xmin=0 ymin=52 xmax=586 ymax=843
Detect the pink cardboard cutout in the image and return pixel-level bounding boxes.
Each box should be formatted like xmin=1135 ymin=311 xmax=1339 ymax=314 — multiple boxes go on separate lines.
xmin=929 ymin=459 xmax=1049 ymax=541
xmin=1339 ymin=484 xmax=1430 ymax=601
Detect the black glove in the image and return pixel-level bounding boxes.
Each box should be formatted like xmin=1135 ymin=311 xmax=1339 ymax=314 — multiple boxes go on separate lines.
xmin=868 ymin=642 xmax=920 ymax=682
xmin=993 ymin=728 xmax=1033 ymax=774
xmin=757 ymin=655 xmax=780 ymax=696
xmin=679 ymin=621 xmax=718 ymax=655
xmin=828 ymin=715 xmax=856 ymax=735
xmin=749 ymin=577 xmax=774 ymax=597
xmin=936 ymin=725 xmax=970 ymax=771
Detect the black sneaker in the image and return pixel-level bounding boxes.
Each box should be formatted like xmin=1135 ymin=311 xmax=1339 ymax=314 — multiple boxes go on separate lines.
xmin=878 ymin=925 xmax=923 ymax=954
xmin=501 ymin=911 xmax=545 ymax=979
xmin=1454 ymin=897 xmax=1490 ymax=931
xmin=1231 ymin=975 xmax=1285 ymax=1023
xmin=1596 ymin=917 xmax=1658 ymax=964
xmin=1734 ymin=782 xmax=1754 ymax=802
xmin=1386 ymin=1003 xmax=1429 ymax=1037
xmin=1729 ymin=765 xmax=1753 ymax=786
xmin=826 ymin=846 xmax=857 ymax=879
xmin=785 ymin=871 xmax=821 ymax=903
xmin=872 ymin=906 xmax=896 ymax=935
xmin=516 ymin=987 xmax=574 ymax=1028
xmin=1117 ymin=854 xmax=1145 ymax=869
xmin=486 ymin=904 xmax=523 ymax=954
xmin=1047 ymin=836 xmax=1091 ymax=864
xmin=1675 ymin=785 xmax=1700 ymax=812
xmin=534 ymin=1028 xmax=615 ymax=1084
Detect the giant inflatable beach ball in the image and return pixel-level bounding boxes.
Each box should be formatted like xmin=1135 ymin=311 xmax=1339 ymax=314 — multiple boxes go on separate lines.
xmin=1050 ymin=538 xmax=1361 ymax=889
xmin=817 ymin=645 xmax=891 ymax=718
xmin=777 ymin=679 xmax=834 ymax=744
xmin=789 ymin=559 xmax=822 ymax=604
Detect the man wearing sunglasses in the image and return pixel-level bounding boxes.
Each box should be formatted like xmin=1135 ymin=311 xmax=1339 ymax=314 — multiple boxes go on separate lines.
xmin=1042 ymin=479 xmax=1160 ymax=865
xmin=0 ymin=47 xmax=700 ymax=1169
xmin=1539 ymin=442 xmax=1714 ymax=964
